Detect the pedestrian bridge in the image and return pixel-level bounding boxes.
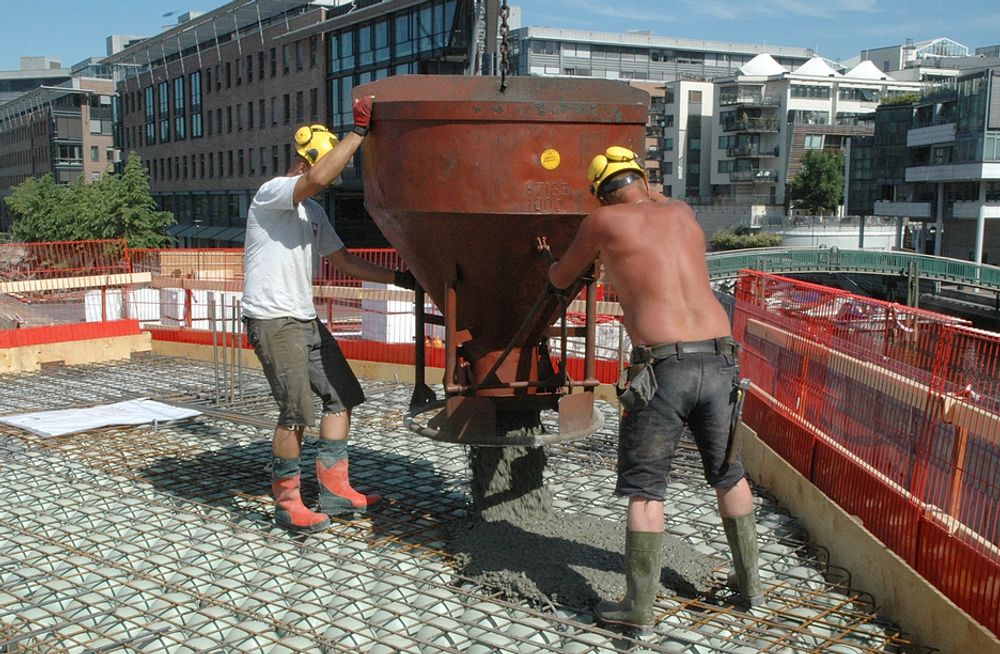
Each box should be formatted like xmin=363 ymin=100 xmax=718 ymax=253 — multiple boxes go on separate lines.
xmin=707 ymin=247 xmax=1000 ymax=292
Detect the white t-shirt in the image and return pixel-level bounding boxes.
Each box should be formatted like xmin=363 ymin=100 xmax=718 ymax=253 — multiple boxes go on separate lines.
xmin=242 ymin=175 xmax=345 ymax=320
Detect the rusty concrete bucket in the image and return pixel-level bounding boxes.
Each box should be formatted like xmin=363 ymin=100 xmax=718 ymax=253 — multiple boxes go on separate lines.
xmin=358 ymin=75 xmax=649 ymax=446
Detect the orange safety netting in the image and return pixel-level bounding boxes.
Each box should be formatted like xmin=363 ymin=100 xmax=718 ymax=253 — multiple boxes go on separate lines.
xmin=734 ymin=269 xmax=1000 ymax=635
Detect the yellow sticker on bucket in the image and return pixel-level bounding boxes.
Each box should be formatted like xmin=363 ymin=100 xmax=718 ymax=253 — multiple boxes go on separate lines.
xmin=540 ymin=149 xmax=561 ymax=170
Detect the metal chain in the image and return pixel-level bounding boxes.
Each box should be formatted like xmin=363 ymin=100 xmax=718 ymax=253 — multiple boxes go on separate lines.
xmin=498 ymin=0 xmax=510 ymax=92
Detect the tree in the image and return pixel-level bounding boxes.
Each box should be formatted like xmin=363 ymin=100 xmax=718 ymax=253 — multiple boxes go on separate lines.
xmin=789 ymin=150 xmax=845 ymax=215
xmin=5 ymin=153 xmax=174 ymax=247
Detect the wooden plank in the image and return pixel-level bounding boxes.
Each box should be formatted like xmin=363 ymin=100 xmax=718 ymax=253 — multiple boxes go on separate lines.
xmin=0 ymin=272 xmax=152 ymax=294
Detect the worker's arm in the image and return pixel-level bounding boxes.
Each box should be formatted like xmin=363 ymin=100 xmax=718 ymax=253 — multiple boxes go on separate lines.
xmin=292 ymin=96 xmax=373 ymax=205
xmin=325 ymin=248 xmax=418 ymax=289
xmin=547 ymin=215 xmax=600 ymax=289
xmin=292 ymin=132 xmax=363 ymax=205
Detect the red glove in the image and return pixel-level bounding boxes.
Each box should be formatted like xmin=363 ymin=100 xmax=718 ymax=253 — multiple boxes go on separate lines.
xmin=352 ymin=96 xmax=374 ymax=136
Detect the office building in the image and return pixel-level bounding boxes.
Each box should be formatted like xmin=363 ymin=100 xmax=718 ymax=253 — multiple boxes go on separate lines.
xmin=102 ymin=0 xmax=494 ymax=247
xmin=854 ymin=66 xmax=1000 ymax=263
xmin=0 ymin=77 xmax=117 ymax=231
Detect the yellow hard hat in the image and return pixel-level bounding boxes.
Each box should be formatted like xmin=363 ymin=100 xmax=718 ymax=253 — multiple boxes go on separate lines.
xmin=586 ymin=146 xmax=646 ymax=195
xmin=293 ymin=124 xmax=339 ymax=166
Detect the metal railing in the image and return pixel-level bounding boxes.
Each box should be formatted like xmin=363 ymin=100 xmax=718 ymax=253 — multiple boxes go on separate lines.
xmin=707 ymin=246 xmax=1000 ymax=291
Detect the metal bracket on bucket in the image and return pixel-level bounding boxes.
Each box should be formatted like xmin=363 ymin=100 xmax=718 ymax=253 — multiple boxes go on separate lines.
xmin=404 ymin=267 xmax=605 ymax=446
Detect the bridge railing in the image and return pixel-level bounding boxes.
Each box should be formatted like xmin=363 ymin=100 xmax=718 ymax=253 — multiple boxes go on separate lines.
xmin=734 ymin=269 xmax=1000 ymax=635
xmin=709 ymin=246 xmax=1000 ymax=290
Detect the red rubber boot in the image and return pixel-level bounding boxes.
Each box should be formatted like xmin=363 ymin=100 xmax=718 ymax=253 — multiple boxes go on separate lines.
xmin=272 ymin=475 xmax=331 ymax=532
xmin=316 ymin=458 xmax=381 ymax=516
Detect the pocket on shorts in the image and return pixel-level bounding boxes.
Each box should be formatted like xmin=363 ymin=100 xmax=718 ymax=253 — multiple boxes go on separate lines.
xmin=247 ymin=322 xmax=262 ymax=348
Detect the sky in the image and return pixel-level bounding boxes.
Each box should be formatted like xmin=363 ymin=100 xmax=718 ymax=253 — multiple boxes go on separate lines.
xmin=1 ymin=0 xmax=998 ymax=72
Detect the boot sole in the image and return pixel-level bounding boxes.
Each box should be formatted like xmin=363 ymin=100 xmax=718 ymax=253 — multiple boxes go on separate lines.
xmin=596 ymin=616 xmax=653 ymax=636
xmin=275 ymin=515 xmax=331 ymax=533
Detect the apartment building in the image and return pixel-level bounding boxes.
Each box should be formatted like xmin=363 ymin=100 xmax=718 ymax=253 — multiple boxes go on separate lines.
xmin=709 ymin=54 xmax=922 ymax=207
xmin=102 ymin=0 xmax=492 ymax=247
xmin=650 ymin=80 xmax=715 ymax=199
xmin=854 ymin=67 xmax=1000 ymax=263
xmin=0 ymin=77 xmax=117 ymax=232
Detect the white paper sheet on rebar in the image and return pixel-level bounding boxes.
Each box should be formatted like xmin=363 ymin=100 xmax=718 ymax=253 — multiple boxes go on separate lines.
xmin=0 ymin=399 xmax=201 ymax=437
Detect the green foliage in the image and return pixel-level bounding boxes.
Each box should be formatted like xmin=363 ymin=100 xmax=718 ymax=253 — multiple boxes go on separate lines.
xmin=709 ymin=230 xmax=783 ymax=251
xmin=789 ymin=150 xmax=845 ymax=214
xmin=4 ymin=154 xmax=174 ymax=247
xmin=880 ymin=92 xmax=921 ymax=106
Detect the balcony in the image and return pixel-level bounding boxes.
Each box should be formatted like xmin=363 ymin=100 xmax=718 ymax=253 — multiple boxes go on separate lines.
xmin=952 ymin=201 xmax=1000 ymax=219
xmin=720 ymin=94 xmax=780 ymax=107
xmin=731 ymin=168 xmax=778 ymax=183
xmin=727 ymin=145 xmax=780 ymax=158
xmin=873 ymin=201 xmax=930 ymax=218
xmin=723 ymin=117 xmax=780 ymax=133
xmin=907 ymin=123 xmax=956 ymax=148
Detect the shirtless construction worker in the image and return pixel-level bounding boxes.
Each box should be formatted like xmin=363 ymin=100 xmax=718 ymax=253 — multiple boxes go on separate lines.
xmin=545 ymin=146 xmax=763 ymax=631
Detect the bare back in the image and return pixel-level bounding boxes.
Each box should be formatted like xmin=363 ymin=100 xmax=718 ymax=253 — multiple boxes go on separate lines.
xmin=571 ymin=199 xmax=730 ymax=346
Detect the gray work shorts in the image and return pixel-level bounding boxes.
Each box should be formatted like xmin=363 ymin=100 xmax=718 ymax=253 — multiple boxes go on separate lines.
xmin=245 ymin=316 xmax=365 ymax=428
xmin=616 ymin=341 xmax=746 ymax=500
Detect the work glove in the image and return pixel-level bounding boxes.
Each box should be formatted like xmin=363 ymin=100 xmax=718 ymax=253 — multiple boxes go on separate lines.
xmin=393 ymin=270 xmax=418 ymax=290
xmin=352 ymin=96 xmax=374 ymax=137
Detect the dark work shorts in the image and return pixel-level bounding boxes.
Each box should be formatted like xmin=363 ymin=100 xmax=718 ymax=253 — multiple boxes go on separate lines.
xmin=245 ymin=316 xmax=365 ymax=428
xmin=616 ymin=343 xmax=745 ymax=500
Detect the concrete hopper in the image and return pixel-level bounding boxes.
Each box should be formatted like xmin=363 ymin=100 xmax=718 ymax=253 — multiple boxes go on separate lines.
xmin=358 ymin=75 xmax=649 ymax=446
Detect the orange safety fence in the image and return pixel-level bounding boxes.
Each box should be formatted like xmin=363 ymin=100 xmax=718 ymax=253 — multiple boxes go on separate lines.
xmin=734 ymin=269 xmax=1000 ymax=635
xmin=0 ymin=239 xmax=139 ymax=328
xmin=126 ymin=247 xmax=629 ymax=373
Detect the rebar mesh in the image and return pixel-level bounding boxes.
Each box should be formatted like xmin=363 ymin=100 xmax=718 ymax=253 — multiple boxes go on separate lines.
xmin=0 ymin=356 xmax=933 ymax=653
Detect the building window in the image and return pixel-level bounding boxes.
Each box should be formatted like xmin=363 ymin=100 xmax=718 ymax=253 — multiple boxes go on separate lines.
xmin=91 ymin=146 xmax=100 ymax=162
xmin=248 ymin=101 xmax=254 ymax=130
xmin=225 ymin=62 xmax=232 ymax=88
xmin=688 ymin=90 xmax=702 ymax=103
xmin=270 ymin=48 xmax=277 ymax=77
xmin=236 ymin=57 xmax=243 ymax=85
xmin=173 ymin=77 xmax=186 ymax=140
xmin=310 ymin=88 xmax=318 ymax=121
xmin=158 ymin=81 xmax=170 ymax=143
xmin=309 ymin=35 xmax=318 ymax=68
xmin=394 ymin=13 xmax=412 ymax=59
xmin=791 ymin=84 xmax=831 ymax=99
xmin=259 ymin=51 xmax=266 ymax=79
xmin=295 ymin=41 xmax=304 ymax=71
xmin=283 ymin=94 xmax=291 ymax=124
xmin=259 ymin=99 xmax=266 ymax=129
xmin=246 ymin=55 xmax=253 ymax=83
xmin=227 ymin=106 xmax=233 ymax=133
xmin=283 ymin=44 xmax=291 ymax=74
xmin=296 ymin=91 xmax=304 ymax=123
xmin=144 ymin=86 xmax=155 ymax=144
xmin=804 ymin=134 xmax=824 ymax=149
xmin=190 ymin=71 xmax=202 ymax=138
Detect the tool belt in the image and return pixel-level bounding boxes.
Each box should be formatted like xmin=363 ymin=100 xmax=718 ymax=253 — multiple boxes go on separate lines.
xmin=617 ymin=337 xmax=741 ymax=413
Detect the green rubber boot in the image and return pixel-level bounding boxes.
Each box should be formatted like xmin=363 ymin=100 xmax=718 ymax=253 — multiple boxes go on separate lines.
xmin=595 ymin=530 xmax=663 ymax=634
xmin=723 ymin=512 xmax=764 ymax=607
